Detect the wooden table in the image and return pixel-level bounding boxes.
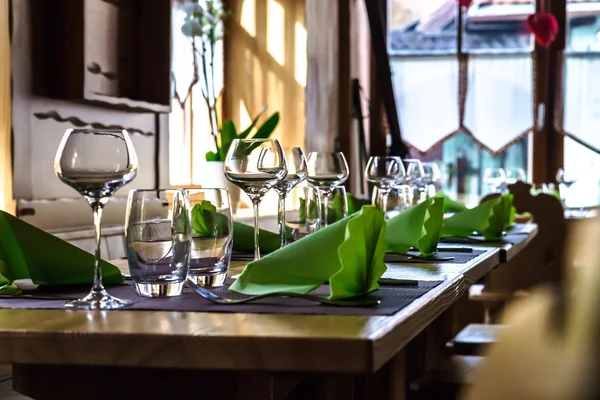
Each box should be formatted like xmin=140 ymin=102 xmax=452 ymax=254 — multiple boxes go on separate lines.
xmin=0 ymin=228 xmax=536 ymax=400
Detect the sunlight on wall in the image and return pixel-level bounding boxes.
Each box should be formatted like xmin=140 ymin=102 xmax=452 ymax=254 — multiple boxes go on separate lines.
xmin=267 ymin=0 xmax=285 ymax=66
xmin=295 ymin=22 xmax=307 ymax=87
xmin=241 ymin=0 xmax=256 ymax=36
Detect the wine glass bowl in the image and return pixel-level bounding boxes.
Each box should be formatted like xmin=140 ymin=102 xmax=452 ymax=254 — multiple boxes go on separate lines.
xmin=403 ymin=159 xmax=426 ymax=205
xmin=505 ymin=168 xmax=527 ymax=185
xmin=421 ymin=162 xmax=442 ymax=198
xmin=306 ymin=152 xmax=349 ymax=227
xmin=306 ymin=152 xmax=349 ymax=190
xmin=483 ymin=168 xmax=507 ymax=193
xmin=365 ymin=156 xmax=404 ymax=212
xmin=224 ymin=139 xmax=287 ymax=259
xmin=54 ymin=129 xmax=139 ymax=310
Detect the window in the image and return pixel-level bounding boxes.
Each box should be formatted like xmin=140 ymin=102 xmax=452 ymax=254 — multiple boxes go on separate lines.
xmin=562 ymin=1 xmax=600 ymax=207
xmin=388 ymin=0 xmax=534 ymax=200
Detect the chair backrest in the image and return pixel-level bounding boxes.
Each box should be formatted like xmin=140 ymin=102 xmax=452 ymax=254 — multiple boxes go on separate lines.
xmin=464 ymin=216 xmax=600 ymax=400
xmin=484 ymin=181 xmax=567 ymax=292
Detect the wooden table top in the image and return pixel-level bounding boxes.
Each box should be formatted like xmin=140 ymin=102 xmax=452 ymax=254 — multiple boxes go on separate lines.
xmin=0 ymin=226 xmax=536 ymax=374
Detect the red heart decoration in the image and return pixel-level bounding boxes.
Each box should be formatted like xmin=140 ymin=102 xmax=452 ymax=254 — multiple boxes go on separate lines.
xmin=526 ymin=13 xmax=559 ymax=47
xmin=459 ymin=0 xmax=472 ymax=7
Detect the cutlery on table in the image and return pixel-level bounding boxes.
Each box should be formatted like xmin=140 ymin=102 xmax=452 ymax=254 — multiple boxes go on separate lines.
xmin=185 ymin=280 xmax=382 ymax=307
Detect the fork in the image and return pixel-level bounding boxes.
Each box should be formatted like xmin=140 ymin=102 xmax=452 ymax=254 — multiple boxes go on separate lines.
xmin=185 ymin=280 xmax=381 ymax=307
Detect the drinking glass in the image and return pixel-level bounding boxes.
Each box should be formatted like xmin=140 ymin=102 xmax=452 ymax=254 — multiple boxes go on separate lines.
xmin=403 ymin=159 xmax=426 ymax=205
xmin=224 ymin=139 xmax=287 ymax=259
xmin=285 ymin=186 xmax=321 ymax=241
xmin=318 ymin=186 xmax=348 ymax=227
xmin=125 ymin=189 xmax=192 ymax=297
xmin=186 ymin=188 xmax=233 ymax=287
xmin=306 ymin=152 xmax=349 ymax=227
xmin=273 ymin=147 xmax=308 ymax=247
xmin=422 ymin=162 xmax=442 ymax=198
xmin=505 ymin=168 xmax=526 ymax=185
xmin=365 ymin=156 xmax=405 ymax=213
xmin=54 ymin=129 xmax=138 ymax=310
xmin=556 ymin=168 xmax=577 ymax=206
xmin=483 ymin=167 xmax=507 ymax=193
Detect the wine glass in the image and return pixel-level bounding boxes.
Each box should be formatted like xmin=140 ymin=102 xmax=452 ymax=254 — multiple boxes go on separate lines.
xmin=422 ymin=162 xmax=442 ymax=198
xmin=505 ymin=168 xmax=526 ymax=185
xmin=483 ymin=168 xmax=507 ymax=193
xmin=306 ymin=152 xmax=349 ymax=227
xmin=556 ymin=168 xmax=577 ymax=207
xmin=273 ymin=147 xmax=308 ymax=248
xmin=365 ymin=156 xmax=404 ymax=213
xmin=403 ymin=159 xmax=426 ymax=205
xmin=54 ymin=129 xmax=138 ymax=310
xmin=224 ymin=139 xmax=287 ymax=259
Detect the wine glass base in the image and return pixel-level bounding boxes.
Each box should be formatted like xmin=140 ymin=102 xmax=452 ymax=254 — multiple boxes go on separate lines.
xmin=65 ymin=289 xmax=131 ymax=310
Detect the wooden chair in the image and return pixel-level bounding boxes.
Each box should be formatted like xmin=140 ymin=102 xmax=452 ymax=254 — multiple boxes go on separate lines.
xmin=464 ymin=215 xmax=600 ymax=399
xmin=471 ymin=181 xmax=567 ymax=323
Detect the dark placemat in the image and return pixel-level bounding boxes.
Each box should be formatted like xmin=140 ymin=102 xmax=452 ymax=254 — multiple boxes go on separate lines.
xmin=440 ymin=234 xmax=528 ymax=246
xmin=0 ymin=280 xmax=443 ymax=317
xmin=385 ymin=249 xmax=485 ymax=264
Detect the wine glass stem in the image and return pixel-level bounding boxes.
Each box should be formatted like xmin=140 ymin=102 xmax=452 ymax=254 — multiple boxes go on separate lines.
xmin=322 ymin=192 xmax=329 ymax=228
xmin=379 ymin=188 xmax=390 ymax=213
xmin=278 ymin=194 xmax=286 ymax=248
xmin=91 ymin=202 xmax=105 ymax=293
xmin=252 ymin=200 xmax=261 ymax=260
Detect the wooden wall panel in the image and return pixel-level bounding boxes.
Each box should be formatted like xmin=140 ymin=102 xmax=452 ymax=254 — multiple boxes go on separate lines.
xmin=0 ymin=0 xmax=14 ymax=214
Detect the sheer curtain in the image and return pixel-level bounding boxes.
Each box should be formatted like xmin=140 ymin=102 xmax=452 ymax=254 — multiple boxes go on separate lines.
xmin=392 ymin=54 xmax=533 ymax=154
xmin=564 ymin=56 xmax=600 ymax=152
xmin=464 ymin=54 xmax=534 ymax=153
xmin=391 ymin=57 xmax=459 ymax=153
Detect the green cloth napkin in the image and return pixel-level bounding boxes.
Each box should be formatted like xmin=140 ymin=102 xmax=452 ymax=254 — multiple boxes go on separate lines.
xmin=436 ymin=191 xmax=467 ymax=213
xmin=443 ymin=194 xmax=513 ymax=240
xmin=386 ymin=197 xmax=445 ymax=256
xmin=229 ymin=206 xmax=387 ymax=299
xmin=232 ymin=221 xmax=280 ymax=253
xmin=347 ymin=193 xmax=370 ymax=215
xmin=0 ymin=211 xmax=123 ymax=294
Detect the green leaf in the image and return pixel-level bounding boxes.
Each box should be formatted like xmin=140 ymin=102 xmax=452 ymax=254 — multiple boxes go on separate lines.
xmin=252 ymin=112 xmax=280 ymax=139
xmin=205 ymin=151 xmax=220 ymax=162
xmin=238 ymin=105 xmax=268 ymax=139
xmin=218 ymin=120 xmax=238 ymax=160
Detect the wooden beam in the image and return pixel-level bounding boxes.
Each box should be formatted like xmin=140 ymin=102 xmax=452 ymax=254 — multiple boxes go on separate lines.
xmin=305 ymin=0 xmax=351 ymax=154
xmin=532 ymin=0 xmax=565 ymax=183
xmin=0 ymin=0 xmax=14 ymax=214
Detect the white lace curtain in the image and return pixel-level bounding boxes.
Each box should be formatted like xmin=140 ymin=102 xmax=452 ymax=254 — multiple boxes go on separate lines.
xmin=391 ymin=54 xmax=534 ymax=154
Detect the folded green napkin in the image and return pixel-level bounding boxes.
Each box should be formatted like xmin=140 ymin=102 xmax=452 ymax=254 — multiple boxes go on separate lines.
xmin=191 ymin=200 xmax=230 ymax=237
xmin=386 ymin=197 xmax=444 ymax=256
xmin=232 ymin=221 xmax=280 ymax=253
xmin=0 ymin=211 xmax=123 ymax=294
xmin=229 ymin=206 xmax=387 ymax=299
xmin=347 ymin=193 xmax=370 ymax=215
xmin=436 ymin=191 xmax=467 ymax=213
xmin=443 ymin=194 xmax=513 ymax=240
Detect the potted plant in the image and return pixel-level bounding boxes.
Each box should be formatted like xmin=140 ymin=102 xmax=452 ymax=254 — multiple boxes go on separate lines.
xmin=178 ymin=0 xmax=280 ymax=211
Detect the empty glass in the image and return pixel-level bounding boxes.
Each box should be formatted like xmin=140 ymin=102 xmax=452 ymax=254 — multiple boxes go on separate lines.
xmin=556 ymin=168 xmax=577 ymax=206
xmin=505 ymin=168 xmax=527 ymax=185
xmin=125 ymin=189 xmax=191 ymax=297
xmin=306 ymin=152 xmax=349 ymax=227
xmin=403 ymin=159 xmax=426 ymax=205
xmin=422 ymin=162 xmax=442 ymax=198
xmin=483 ymin=167 xmax=507 ymax=193
xmin=186 ymin=188 xmax=233 ymax=287
xmin=224 ymin=139 xmax=287 ymax=260
xmin=365 ymin=156 xmax=405 ymax=213
xmin=273 ymin=147 xmax=308 ymax=247
xmin=54 ymin=128 xmax=138 ymax=310
xmin=285 ymin=186 xmax=321 ymax=241
xmin=318 ymin=186 xmax=348 ymax=227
